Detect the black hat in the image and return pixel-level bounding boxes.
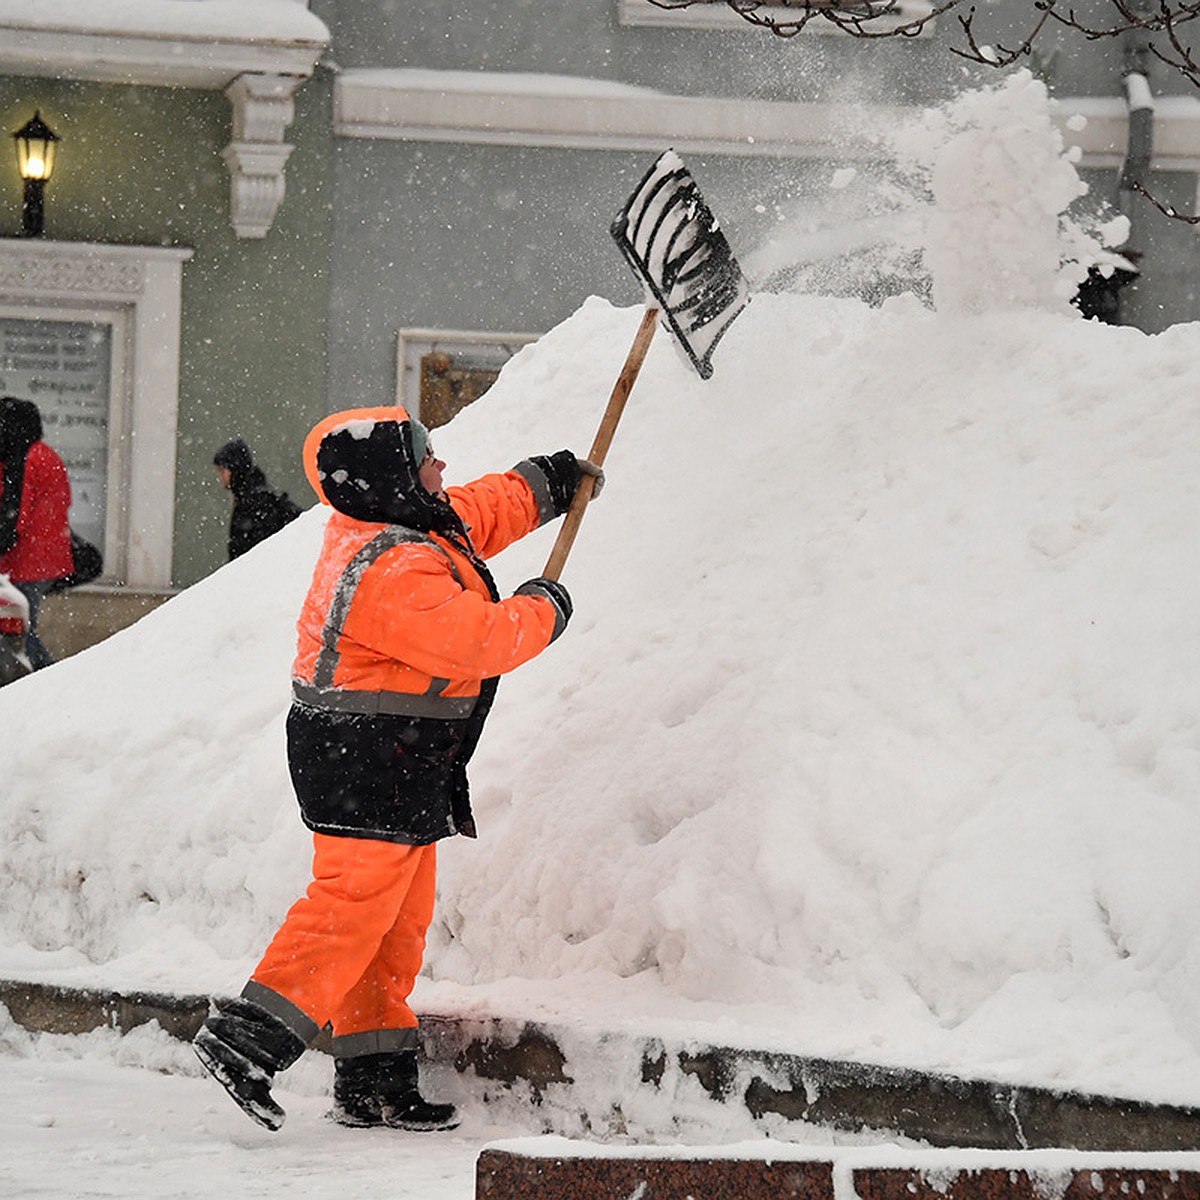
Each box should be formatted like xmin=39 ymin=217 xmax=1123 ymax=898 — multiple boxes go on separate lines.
xmin=213 ymin=438 xmax=254 ymax=475
xmin=0 ymin=397 xmax=42 ymax=459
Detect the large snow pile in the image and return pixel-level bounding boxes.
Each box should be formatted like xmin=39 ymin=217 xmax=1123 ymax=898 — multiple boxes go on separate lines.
xmin=4 ymin=72 xmax=1199 ymax=1106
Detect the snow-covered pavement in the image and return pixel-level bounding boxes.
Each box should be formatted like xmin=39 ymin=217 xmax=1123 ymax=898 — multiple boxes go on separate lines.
xmin=0 ymin=1021 xmax=509 ymax=1200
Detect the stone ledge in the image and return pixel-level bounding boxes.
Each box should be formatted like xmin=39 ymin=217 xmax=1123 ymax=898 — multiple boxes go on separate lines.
xmin=854 ymin=1166 xmax=1200 ymax=1200
xmin=40 ymin=585 xmax=175 ymax=663
xmin=423 ymin=1012 xmax=1200 ymax=1152
xmin=0 ymin=978 xmax=209 ymax=1042
xmin=5 ymin=977 xmax=1200 ymax=1152
xmin=476 ymin=1148 xmax=831 ymax=1200
xmin=475 ymin=1156 xmax=1200 ymax=1200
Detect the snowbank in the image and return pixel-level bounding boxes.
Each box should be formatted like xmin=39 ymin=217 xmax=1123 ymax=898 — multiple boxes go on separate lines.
xmin=3 ymin=71 xmax=1199 ymax=1108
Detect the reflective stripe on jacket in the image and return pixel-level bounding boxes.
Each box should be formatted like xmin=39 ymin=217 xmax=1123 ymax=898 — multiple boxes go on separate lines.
xmin=288 ymin=467 xmax=559 ymax=843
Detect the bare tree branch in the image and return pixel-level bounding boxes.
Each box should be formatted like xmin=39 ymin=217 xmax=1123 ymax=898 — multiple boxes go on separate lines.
xmin=949 ymin=0 xmax=1062 ymax=67
xmin=647 ymin=0 xmax=958 ymax=37
xmin=645 ymin=0 xmax=1200 ymax=53
xmin=644 ymin=0 xmax=1200 ymax=220
xmin=1131 ymin=179 xmax=1200 ymax=222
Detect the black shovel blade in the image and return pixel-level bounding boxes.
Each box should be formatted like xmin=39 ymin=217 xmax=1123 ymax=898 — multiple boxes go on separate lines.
xmin=611 ymin=149 xmax=750 ymax=380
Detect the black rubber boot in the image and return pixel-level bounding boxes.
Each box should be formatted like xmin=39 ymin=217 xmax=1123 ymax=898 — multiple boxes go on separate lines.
xmin=330 ymin=1051 xmax=459 ymax=1132
xmin=329 ymin=1055 xmax=385 ymax=1128
xmin=193 ymin=997 xmax=307 ymax=1132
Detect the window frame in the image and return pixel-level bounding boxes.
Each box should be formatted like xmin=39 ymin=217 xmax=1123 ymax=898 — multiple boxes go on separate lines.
xmin=396 ymin=327 xmax=538 ymax=427
xmin=0 ymin=239 xmax=192 ymax=588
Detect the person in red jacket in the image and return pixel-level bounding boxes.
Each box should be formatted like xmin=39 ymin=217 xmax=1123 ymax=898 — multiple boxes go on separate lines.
xmin=0 ymin=397 xmax=73 ymax=670
xmin=193 ymin=405 xmax=598 ymax=1133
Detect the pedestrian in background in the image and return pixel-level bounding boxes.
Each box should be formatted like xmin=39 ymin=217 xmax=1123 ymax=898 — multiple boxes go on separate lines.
xmin=213 ymin=437 xmax=302 ymax=561
xmin=0 ymin=396 xmax=72 ymax=671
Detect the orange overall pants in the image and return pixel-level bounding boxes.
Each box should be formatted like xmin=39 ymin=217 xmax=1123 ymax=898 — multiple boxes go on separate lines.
xmin=244 ymin=833 xmax=437 ymax=1058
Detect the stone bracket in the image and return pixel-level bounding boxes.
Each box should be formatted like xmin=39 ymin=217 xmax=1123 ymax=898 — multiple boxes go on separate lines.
xmin=222 ymin=73 xmax=301 ymax=239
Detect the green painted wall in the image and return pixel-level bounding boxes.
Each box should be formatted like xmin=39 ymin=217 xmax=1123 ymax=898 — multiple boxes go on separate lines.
xmin=0 ymin=71 xmax=333 ymax=587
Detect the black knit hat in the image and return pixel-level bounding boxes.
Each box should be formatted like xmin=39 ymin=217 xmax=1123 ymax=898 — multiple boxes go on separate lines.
xmin=213 ymin=437 xmax=254 ymax=474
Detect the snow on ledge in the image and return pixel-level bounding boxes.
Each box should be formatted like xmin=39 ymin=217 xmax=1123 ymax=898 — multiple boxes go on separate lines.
xmin=347 ymin=68 xmax=665 ymax=100
xmin=0 ymin=0 xmax=328 ymax=43
xmin=336 ymin=71 xmax=1200 ymax=172
xmin=0 ymin=0 xmax=329 ymax=89
xmin=334 ymin=68 xmax=915 ymax=160
xmin=1056 ymin=93 xmax=1200 ymax=169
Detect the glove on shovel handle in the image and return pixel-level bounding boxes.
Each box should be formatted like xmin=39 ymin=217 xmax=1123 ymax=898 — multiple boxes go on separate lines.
xmin=542 ymin=306 xmax=658 ymax=582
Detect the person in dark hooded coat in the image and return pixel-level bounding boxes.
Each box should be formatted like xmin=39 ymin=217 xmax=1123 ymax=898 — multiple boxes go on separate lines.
xmin=192 ymin=405 xmax=599 ymax=1136
xmin=0 ymin=396 xmax=73 ymax=670
xmin=213 ymin=437 xmax=302 ymax=560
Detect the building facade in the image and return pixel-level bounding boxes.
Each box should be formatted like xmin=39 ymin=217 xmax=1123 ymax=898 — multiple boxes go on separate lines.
xmin=0 ymin=1 xmax=1197 ymax=653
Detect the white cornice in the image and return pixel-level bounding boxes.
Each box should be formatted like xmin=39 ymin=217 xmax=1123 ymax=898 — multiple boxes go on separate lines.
xmin=335 ymin=71 xmax=1200 ymax=175
xmin=335 ymin=71 xmax=910 ymax=160
xmin=1056 ymin=96 xmax=1200 ymax=173
xmin=0 ymin=27 xmax=326 ymax=90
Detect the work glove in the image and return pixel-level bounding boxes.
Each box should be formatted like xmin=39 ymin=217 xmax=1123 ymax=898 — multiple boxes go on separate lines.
xmin=529 ymin=450 xmax=604 ymax=516
xmin=515 ymin=577 xmax=573 ymax=642
xmin=577 ymin=457 xmax=605 ymax=498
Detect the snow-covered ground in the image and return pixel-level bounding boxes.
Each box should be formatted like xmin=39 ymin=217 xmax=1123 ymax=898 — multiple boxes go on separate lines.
xmin=0 ymin=1017 xmax=494 ymax=1199
xmin=0 ymin=1014 xmax=904 ymax=1199
xmin=8 ymin=1016 xmax=1200 ymax=1199
xmin=4 ymin=67 xmax=1200 ymax=1191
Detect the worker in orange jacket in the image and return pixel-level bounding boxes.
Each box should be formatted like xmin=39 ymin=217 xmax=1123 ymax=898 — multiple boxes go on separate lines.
xmin=193 ymin=405 xmax=597 ymax=1132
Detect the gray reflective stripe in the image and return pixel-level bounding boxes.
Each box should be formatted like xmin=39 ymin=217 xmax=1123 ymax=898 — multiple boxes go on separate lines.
xmin=311 ymin=524 xmax=469 ymax=692
xmin=513 ymin=458 xmax=555 ymax=524
xmin=293 ymin=681 xmax=476 ymax=720
xmin=331 ymin=1027 xmax=420 ymax=1058
xmin=241 ymin=980 xmax=321 ymax=1045
xmin=313 ymin=527 xmax=432 ymax=689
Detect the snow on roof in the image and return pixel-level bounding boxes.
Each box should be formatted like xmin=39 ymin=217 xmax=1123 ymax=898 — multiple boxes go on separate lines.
xmin=0 ymin=0 xmax=329 ymax=44
xmin=0 ymin=0 xmax=329 ymax=89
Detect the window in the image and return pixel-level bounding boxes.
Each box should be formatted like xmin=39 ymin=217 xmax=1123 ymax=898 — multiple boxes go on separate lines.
xmin=396 ymin=329 xmax=537 ymax=429
xmin=0 ymin=239 xmax=192 ymax=587
xmin=0 ymin=313 xmax=117 ymax=559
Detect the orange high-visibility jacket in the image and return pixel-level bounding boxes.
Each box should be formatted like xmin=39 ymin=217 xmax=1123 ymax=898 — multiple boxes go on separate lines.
xmin=286 ymin=406 xmax=567 ymax=844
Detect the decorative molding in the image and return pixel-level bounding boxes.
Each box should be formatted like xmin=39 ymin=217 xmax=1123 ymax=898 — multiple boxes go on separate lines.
xmin=0 ymin=254 xmax=144 ymax=298
xmin=222 ymin=74 xmax=301 ymax=239
xmin=0 ymin=239 xmax=193 ymax=588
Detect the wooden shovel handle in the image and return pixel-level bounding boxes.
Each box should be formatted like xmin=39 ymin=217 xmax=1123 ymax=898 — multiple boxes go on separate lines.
xmin=542 ymin=306 xmax=659 ymax=582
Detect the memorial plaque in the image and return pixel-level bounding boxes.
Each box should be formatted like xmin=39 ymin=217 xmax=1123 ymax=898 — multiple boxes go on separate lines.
xmin=0 ymin=316 xmax=113 ymax=555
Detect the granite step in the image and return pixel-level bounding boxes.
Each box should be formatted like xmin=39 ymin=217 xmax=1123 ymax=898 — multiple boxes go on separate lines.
xmin=4 ymin=977 xmax=1199 ymax=1153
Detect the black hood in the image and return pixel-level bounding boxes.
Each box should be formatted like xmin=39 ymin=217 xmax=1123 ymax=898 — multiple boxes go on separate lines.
xmin=316 ymin=417 xmax=458 ymax=536
xmin=0 ymin=397 xmax=42 ymax=460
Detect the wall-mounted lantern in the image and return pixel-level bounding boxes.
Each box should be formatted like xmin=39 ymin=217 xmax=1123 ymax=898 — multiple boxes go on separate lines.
xmin=12 ymin=111 xmax=60 ymax=237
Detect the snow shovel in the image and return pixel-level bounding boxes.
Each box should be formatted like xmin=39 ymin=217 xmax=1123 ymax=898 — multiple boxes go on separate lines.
xmin=542 ymin=149 xmax=751 ymax=581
